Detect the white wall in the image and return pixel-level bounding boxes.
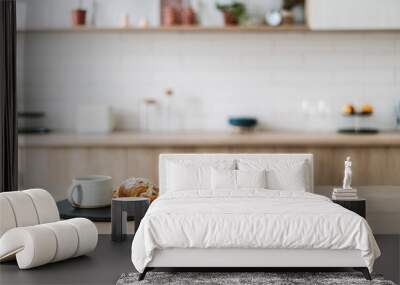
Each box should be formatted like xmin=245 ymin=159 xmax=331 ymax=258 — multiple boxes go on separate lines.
xmin=17 ymin=1 xmax=400 ymax=132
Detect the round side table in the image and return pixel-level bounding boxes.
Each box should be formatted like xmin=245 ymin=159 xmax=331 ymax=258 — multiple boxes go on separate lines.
xmin=111 ymin=197 xmax=150 ymax=242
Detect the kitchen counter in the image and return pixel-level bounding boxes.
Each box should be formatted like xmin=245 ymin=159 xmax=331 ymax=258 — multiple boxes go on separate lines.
xmin=18 ymin=131 xmax=400 ymax=147
xmin=18 ymin=132 xmax=400 ymax=233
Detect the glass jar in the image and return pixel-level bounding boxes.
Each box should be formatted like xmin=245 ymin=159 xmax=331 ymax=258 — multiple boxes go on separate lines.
xmin=140 ymin=98 xmax=160 ymax=132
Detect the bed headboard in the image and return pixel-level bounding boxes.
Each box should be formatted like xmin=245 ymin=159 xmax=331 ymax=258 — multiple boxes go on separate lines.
xmin=159 ymin=153 xmax=314 ymax=195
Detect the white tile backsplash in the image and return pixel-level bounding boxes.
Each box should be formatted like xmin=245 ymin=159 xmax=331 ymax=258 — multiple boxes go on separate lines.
xmin=17 ymin=1 xmax=400 ymax=132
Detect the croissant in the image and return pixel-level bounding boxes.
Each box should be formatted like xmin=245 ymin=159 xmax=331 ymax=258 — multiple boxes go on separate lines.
xmin=113 ymin=178 xmax=159 ymax=203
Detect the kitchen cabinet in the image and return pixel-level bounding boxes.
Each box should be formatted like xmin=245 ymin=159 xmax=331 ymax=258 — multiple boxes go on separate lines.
xmin=18 ymin=132 xmax=400 ymax=234
xmin=307 ymin=0 xmax=400 ymax=30
xmin=19 ymin=132 xmax=400 ymax=193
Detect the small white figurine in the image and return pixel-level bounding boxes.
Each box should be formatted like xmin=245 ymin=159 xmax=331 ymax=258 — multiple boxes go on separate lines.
xmin=343 ymin=156 xmax=352 ymax=189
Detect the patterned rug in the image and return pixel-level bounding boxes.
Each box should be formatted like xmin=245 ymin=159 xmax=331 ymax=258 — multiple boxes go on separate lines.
xmin=116 ymin=272 xmax=396 ymax=285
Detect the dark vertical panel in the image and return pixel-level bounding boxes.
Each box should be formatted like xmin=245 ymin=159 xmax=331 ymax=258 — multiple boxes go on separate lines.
xmin=0 ymin=0 xmax=18 ymax=192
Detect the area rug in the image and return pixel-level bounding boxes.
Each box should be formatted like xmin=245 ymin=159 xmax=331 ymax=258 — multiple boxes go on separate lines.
xmin=116 ymin=272 xmax=396 ymax=285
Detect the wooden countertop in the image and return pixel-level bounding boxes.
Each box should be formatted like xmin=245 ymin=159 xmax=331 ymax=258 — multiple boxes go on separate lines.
xmin=18 ymin=131 xmax=400 ymax=147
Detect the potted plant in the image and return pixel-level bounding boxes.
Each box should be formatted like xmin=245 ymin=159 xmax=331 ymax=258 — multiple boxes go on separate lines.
xmin=71 ymin=0 xmax=86 ymax=26
xmin=216 ymin=2 xmax=246 ymax=26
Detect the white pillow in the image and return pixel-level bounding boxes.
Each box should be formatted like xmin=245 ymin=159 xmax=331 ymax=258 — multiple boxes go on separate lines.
xmin=211 ymin=169 xmax=267 ymax=190
xmin=166 ymin=160 xmax=235 ymax=192
xmin=211 ymin=169 xmax=236 ymax=190
xmin=237 ymin=169 xmax=267 ymax=189
xmin=238 ymin=159 xmax=308 ymax=191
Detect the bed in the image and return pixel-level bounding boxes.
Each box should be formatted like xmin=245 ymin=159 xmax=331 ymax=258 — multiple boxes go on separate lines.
xmin=131 ymin=154 xmax=380 ymax=281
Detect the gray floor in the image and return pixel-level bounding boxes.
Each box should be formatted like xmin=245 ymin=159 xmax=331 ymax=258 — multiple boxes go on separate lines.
xmin=0 ymin=235 xmax=399 ymax=285
xmin=0 ymin=235 xmax=135 ymax=285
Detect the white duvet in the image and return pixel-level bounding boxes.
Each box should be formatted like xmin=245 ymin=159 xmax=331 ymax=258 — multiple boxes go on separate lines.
xmin=131 ymin=190 xmax=380 ymax=273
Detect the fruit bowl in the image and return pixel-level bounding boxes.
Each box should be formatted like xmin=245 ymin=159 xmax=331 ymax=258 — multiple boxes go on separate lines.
xmin=339 ymin=103 xmax=378 ymax=134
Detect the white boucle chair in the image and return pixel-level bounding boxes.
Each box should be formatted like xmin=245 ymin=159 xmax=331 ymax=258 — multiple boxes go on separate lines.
xmin=0 ymin=189 xmax=98 ymax=269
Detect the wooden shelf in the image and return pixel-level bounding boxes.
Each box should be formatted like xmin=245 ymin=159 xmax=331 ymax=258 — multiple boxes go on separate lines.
xmin=17 ymin=25 xmax=310 ymax=34
xmin=17 ymin=25 xmax=400 ymax=34
xmin=19 ymin=132 xmax=400 ymax=148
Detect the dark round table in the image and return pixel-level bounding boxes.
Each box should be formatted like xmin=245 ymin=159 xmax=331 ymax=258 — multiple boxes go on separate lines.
xmin=56 ymin=199 xmax=135 ymax=222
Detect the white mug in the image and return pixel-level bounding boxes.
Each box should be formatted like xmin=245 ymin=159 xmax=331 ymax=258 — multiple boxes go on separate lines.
xmin=68 ymin=175 xmax=113 ymax=208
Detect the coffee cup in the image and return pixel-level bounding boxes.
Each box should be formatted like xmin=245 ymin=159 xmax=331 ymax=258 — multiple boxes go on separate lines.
xmin=68 ymin=175 xmax=113 ymax=208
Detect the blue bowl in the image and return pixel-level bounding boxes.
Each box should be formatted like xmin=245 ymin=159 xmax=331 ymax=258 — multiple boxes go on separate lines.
xmin=228 ymin=117 xmax=258 ymax=128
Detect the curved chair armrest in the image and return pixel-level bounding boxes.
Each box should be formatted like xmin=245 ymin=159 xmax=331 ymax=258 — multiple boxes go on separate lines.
xmin=0 ymin=218 xmax=97 ymax=269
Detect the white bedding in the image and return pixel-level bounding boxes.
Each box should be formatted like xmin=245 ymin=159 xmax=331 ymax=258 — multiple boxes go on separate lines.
xmin=131 ymin=190 xmax=380 ymax=273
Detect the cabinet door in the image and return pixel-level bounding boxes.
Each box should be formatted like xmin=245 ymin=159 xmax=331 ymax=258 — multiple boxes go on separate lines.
xmin=307 ymin=0 xmax=400 ymax=30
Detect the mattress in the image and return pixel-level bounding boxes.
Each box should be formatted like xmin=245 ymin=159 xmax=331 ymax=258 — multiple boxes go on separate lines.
xmin=131 ymin=190 xmax=380 ymax=273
